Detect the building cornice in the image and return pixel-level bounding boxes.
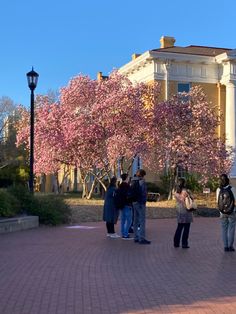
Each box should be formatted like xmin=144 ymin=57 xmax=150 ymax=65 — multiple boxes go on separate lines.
xmin=149 ymin=51 xmax=216 ymax=64
xmin=216 ymin=49 xmax=236 ymax=63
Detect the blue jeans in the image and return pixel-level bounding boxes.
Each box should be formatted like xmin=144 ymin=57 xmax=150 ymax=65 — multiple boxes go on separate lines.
xmin=120 ymin=206 xmax=132 ymax=237
xmin=220 ymin=213 xmax=236 ymax=248
xmin=133 ymin=202 xmax=146 ymax=241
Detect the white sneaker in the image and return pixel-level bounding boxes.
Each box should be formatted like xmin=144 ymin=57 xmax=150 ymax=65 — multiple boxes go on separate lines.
xmin=107 ymin=233 xmax=112 ymax=237
xmin=110 ymin=233 xmax=120 ymax=238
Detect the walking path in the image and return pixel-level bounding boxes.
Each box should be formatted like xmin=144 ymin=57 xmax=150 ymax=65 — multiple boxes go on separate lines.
xmin=1 ymin=217 xmax=236 ymax=314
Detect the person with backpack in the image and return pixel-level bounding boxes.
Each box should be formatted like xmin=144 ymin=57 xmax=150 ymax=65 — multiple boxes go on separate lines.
xmin=116 ymin=173 xmax=133 ymax=239
xmin=173 ymin=178 xmax=194 ymax=249
xmin=103 ymin=177 xmax=120 ymax=238
xmin=216 ymin=174 xmax=236 ymax=252
xmin=131 ymin=169 xmax=151 ymax=244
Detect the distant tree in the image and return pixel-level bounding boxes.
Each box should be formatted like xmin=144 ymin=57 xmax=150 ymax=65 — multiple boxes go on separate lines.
xmin=0 ymin=97 xmax=28 ymax=186
xmin=0 ymin=96 xmax=15 ymax=141
xmin=0 ymin=97 xmax=18 ymax=169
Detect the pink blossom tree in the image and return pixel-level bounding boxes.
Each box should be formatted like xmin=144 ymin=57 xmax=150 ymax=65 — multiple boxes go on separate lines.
xmin=17 ymin=72 xmax=159 ymax=197
xmin=142 ymin=86 xmax=232 ymax=198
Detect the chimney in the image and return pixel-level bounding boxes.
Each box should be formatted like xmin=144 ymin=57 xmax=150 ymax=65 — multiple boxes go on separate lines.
xmin=160 ymin=36 xmax=176 ymax=48
xmin=132 ymin=53 xmax=141 ymax=60
xmin=97 ymin=71 xmax=108 ymax=81
xmin=97 ymin=71 xmax=103 ymax=81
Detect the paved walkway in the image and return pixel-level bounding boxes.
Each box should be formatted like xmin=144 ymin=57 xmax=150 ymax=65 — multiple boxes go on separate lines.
xmin=1 ymin=217 xmax=236 ymax=314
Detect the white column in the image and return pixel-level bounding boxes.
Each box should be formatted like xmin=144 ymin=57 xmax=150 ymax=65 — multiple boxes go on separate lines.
xmin=226 ymin=81 xmax=236 ymax=177
xmin=164 ymin=60 xmax=171 ymax=101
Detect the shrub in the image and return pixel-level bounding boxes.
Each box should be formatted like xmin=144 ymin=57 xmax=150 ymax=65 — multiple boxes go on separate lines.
xmin=27 ymin=195 xmax=72 ymax=225
xmin=0 ymin=189 xmax=20 ymax=217
xmin=6 ymin=185 xmax=72 ymax=225
xmin=7 ymin=185 xmax=35 ymax=214
xmin=146 ymin=182 xmax=159 ymax=193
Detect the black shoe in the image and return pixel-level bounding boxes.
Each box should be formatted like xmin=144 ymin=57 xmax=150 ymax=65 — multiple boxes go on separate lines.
xmin=182 ymin=245 xmax=190 ymax=249
xmin=229 ymin=247 xmax=235 ymax=252
xmin=139 ymin=239 xmax=151 ymax=245
xmin=134 ymin=239 xmax=139 ymax=243
xmin=224 ymin=247 xmax=230 ymax=252
xmin=174 ymin=244 xmax=180 ymax=248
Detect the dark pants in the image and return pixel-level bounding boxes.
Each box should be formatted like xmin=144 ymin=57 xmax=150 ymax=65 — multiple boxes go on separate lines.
xmin=174 ymin=223 xmax=191 ymax=247
xmin=106 ymin=222 xmax=115 ymax=234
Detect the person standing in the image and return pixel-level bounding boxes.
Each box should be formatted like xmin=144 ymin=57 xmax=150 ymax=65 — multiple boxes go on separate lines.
xmin=131 ymin=169 xmax=151 ymax=244
xmin=118 ymin=173 xmax=133 ymax=239
xmin=216 ymin=174 xmax=236 ymax=252
xmin=173 ymin=178 xmax=193 ymax=249
xmin=103 ymin=177 xmax=120 ymax=238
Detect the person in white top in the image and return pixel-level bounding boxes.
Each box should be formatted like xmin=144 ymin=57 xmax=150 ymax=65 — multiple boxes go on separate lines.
xmin=216 ymin=174 xmax=236 ymax=252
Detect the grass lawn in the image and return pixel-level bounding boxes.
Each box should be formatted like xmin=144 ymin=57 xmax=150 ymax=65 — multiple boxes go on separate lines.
xmin=62 ymin=192 xmax=218 ymax=223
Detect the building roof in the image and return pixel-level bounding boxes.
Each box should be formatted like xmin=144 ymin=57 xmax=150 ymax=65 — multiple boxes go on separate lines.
xmin=152 ymin=45 xmax=232 ymax=57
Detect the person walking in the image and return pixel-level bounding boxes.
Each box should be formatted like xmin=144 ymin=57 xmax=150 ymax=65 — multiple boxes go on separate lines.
xmin=216 ymin=174 xmax=236 ymax=252
xmin=173 ymin=178 xmax=193 ymax=249
xmin=131 ymin=169 xmax=151 ymax=244
xmin=103 ymin=177 xmax=120 ymax=238
xmin=118 ymin=173 xmax=133 ymax=239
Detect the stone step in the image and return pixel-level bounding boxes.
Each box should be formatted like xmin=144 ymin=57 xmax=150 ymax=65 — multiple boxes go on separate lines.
xmin=0 ymin=216 xmax=39 ymax=234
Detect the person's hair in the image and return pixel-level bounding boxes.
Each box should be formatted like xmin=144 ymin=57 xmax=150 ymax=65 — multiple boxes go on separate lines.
xmin=175 ymin=177 xmax=186 ymax=194
xmin=121 ymin=173 xmax=128 ymax=181
xmin=136 ymin=169 xmax=146 ymax=178
xmin=219 ymin=173 xmax=229 ymax=188
xmin=109 ymin=176 xmax=117 ymax=187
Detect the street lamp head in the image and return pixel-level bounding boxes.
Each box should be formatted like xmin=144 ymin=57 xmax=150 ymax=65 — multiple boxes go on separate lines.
xmin=26 ymin=67 xmax=39 ymax=91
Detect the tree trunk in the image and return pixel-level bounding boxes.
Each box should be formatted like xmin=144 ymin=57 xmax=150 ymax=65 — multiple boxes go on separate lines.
xmin=81 ymin=180 xmax=88 ymax=198
xmin=73 ymin=167 xmax=78 ymax=192
xmin=167 ymin=166 xmax=178 ymax=200
xmin=87 ymin=179 xmax=97 ymax=199
xmin=39 ymin=173 xmax=46 ymax=193
xmin=52 ymin=172 xmax=59 ymax=194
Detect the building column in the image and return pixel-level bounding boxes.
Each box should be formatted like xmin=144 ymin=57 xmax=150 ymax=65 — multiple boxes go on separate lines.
xmin=164 ymin=60 xmax=171 ymax=101
xmin=226 ymin=81 xmax=236 ymax=177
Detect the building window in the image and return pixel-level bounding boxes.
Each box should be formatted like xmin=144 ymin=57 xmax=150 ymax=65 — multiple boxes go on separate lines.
xmin=178 ymin=83 xmax=191 ymax=93
xmin=177 ymin=165 xmax=187 ymax=178
xmin=178 ymin=83 xmax=191 ymax=102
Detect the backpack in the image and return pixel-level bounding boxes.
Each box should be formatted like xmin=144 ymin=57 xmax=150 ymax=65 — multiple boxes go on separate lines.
xmin=130 ymin=179 xmax=141 ymax=202
xmin=218 ymin=186 xmax=235 ymax=215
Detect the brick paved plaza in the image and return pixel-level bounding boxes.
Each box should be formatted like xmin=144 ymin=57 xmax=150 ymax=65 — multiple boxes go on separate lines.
xmin=1 ymin=217 xmax=236 ymax=314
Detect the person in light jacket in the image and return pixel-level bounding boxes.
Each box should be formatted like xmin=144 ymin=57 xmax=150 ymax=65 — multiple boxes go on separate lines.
xmin=174 ymin=178 xmax=193 ymax=249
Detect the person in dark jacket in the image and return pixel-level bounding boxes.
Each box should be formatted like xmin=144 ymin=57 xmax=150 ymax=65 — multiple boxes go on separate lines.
xmin=216 ymin=174 xmax=236 ymax=252
xmin=132 ymin=169 xmax=151 ymax=244
xmin=103 ymin=177 xmax=120 ymax=238
xmin=118 ymin=173 xmax=133 ymax=239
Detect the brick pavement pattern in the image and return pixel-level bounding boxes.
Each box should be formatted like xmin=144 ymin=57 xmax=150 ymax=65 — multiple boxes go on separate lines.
xmin=1 ymin=217 xmax=236 ymax=314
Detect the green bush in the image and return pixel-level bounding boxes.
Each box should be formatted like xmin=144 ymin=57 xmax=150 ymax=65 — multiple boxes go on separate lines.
xmin=0 ymin=189 xmax=20 ymax=217
xmin=27 ymin=195 xmax=72 ymax=225
xmin=6 ymin=185 xmax=72 ymax=225
xmin=7 ymin=185 xmax=35 ymax=214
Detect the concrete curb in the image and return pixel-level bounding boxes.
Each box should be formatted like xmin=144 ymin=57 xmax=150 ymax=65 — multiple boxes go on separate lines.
xmin=0 ymin=216 xmax=39 ymax=234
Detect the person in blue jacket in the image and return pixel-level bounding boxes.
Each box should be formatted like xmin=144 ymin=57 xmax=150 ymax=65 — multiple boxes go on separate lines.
xmin=103 ymin=177 xmax=120 ymax=238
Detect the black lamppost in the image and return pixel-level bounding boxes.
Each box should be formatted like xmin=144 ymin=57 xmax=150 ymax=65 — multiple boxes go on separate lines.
xmin=26 ymin=67 xmax=39 ymax=193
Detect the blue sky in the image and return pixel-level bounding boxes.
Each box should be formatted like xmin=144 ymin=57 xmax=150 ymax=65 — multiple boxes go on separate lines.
xmin=0 ymin=0 xmax=235 ymax=107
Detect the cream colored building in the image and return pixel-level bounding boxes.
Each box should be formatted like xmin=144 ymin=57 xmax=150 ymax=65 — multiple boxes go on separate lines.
xmin=117 ymin=36 xmax=236 ymax=184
